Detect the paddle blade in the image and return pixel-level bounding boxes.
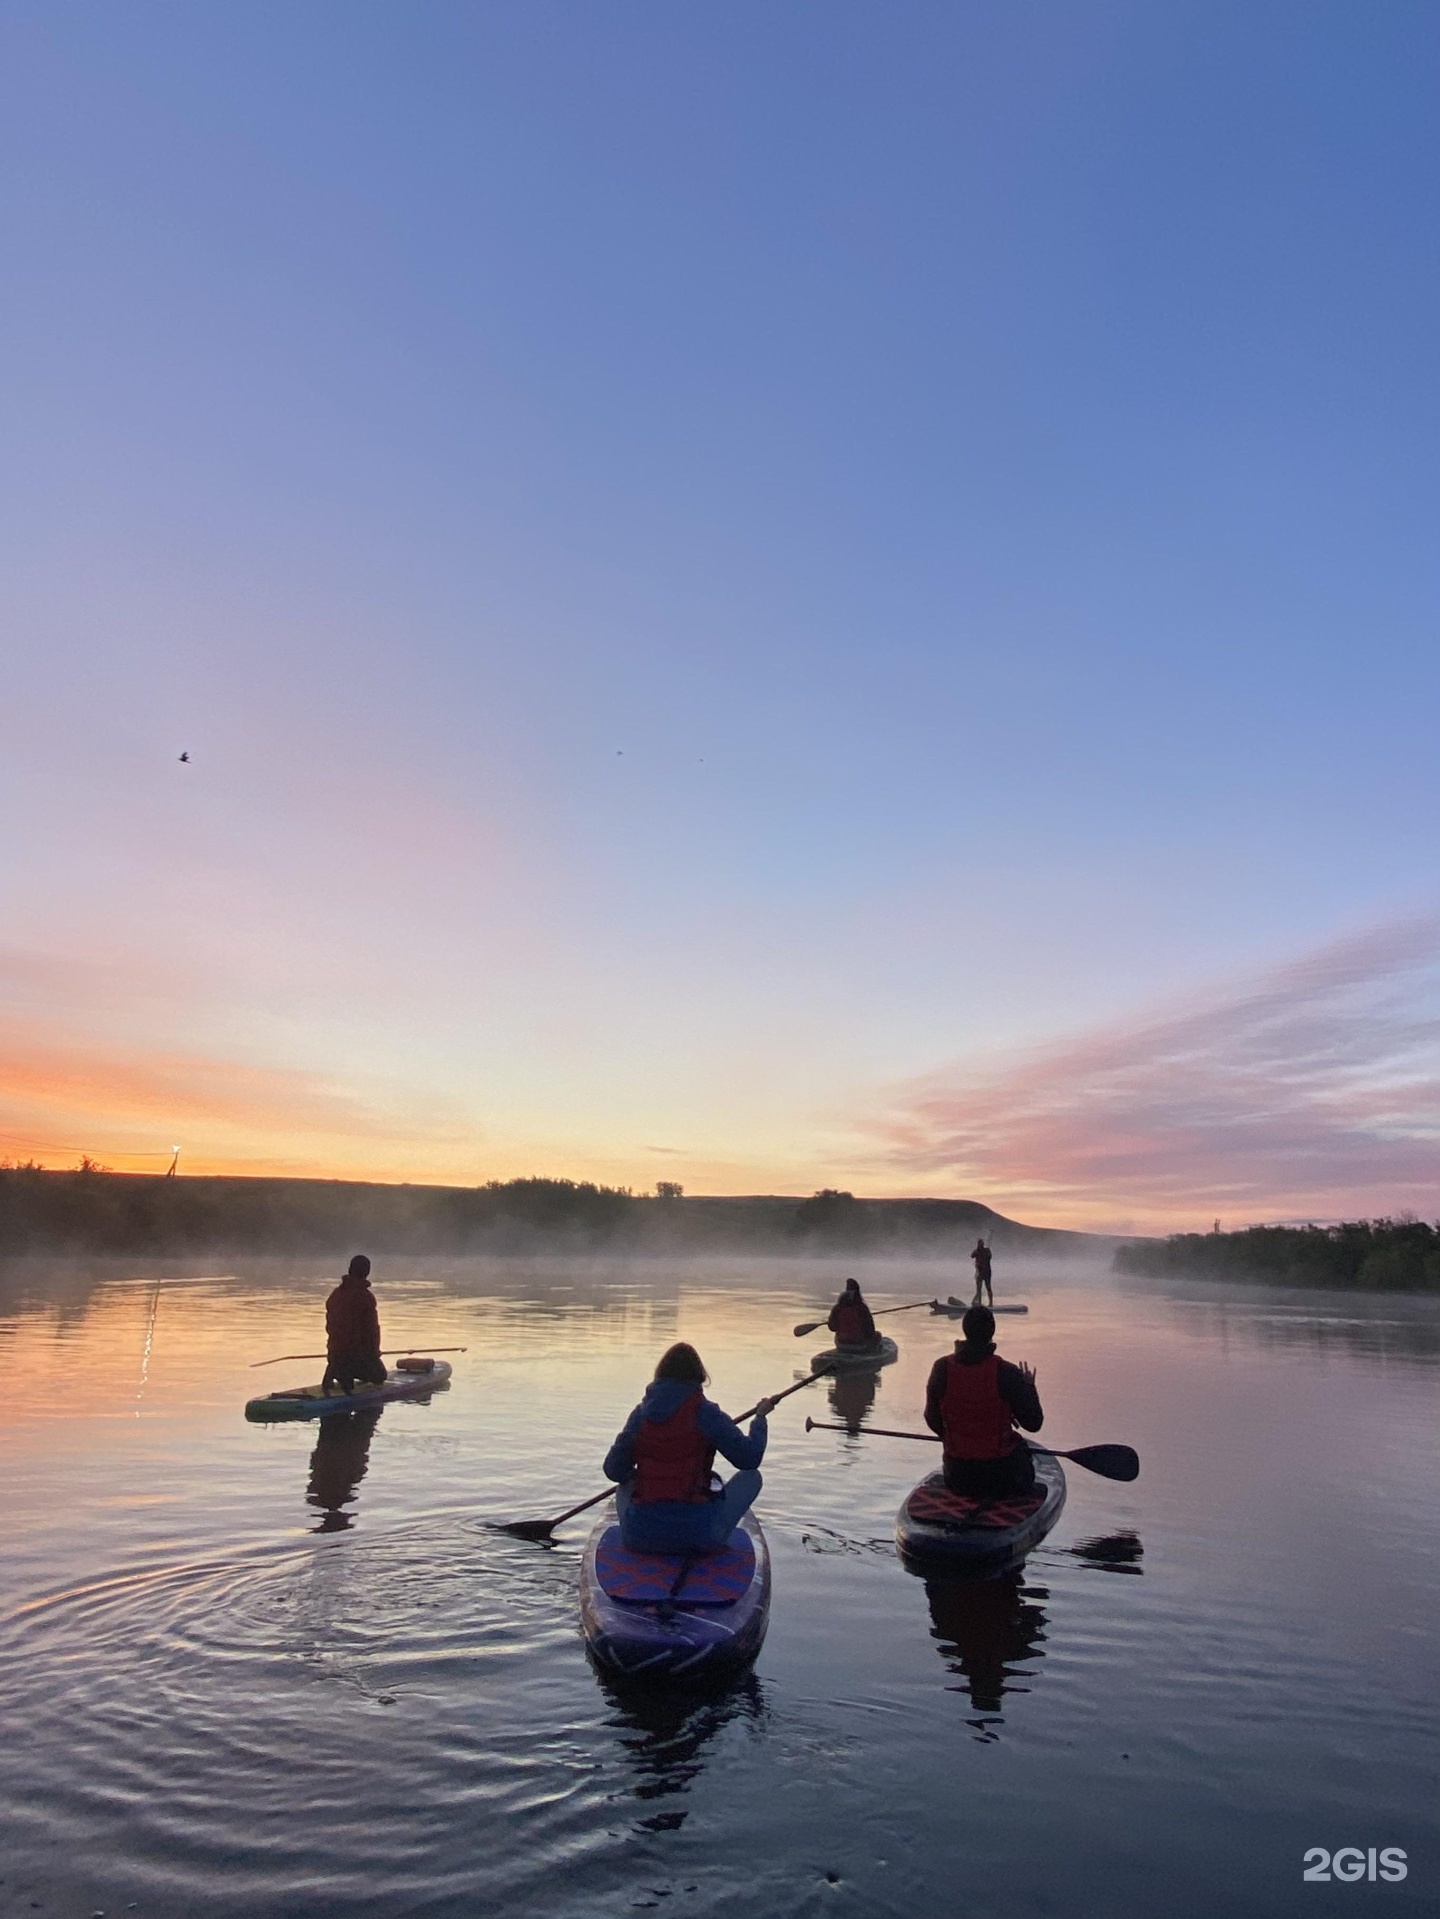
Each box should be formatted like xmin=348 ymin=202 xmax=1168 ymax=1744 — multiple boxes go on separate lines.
xmin=1064 ymin=1443 xmax=1139 ymax=1482
xmin=1071 ymin=1530 xmax=1144 ymax=1569
xmin=490 ymin=1518 xmax=557 ymax=1541
xmin=792 ymin=1320 xmax=824 ymax=1337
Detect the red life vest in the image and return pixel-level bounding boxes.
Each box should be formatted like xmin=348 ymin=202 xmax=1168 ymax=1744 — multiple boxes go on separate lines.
xmin=632 ymin=1390 xmax=716 ymax=1504
xmin=939 ymin=1353 xmax=1018 ymax=1461
xmin=833 ymin=1301 xmax=869 ymax=1344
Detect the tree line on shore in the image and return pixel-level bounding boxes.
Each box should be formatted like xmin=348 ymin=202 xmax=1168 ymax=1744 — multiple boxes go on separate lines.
xmin=1115 ymin=1218 xmax=1440 ymax=1291
xmin=0 ymin=1166 xmax=1075 ymax=1257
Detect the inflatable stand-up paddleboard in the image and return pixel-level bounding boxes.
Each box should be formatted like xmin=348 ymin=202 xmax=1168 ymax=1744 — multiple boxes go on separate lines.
xmin=579 ymin=1502 xmax=771 ymax=1681
xmin=245 ymin=1357 xmax=452 ymax=1422
xmin=896 ymin=1451 xmax=1065 ymax=1577
xmin=932 ymin=1297 xmax=1029 ymax=1316
xmin=809 ymin=1334 xmax=899 ymax=1374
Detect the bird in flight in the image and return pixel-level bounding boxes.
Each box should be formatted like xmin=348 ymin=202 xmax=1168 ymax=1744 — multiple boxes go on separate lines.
xmin=178 ymin=752 xmax=190 ymax=763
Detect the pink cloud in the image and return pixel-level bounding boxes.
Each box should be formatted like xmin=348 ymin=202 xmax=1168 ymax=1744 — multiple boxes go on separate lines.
xmin=866 ymin=919 xmax=1440 ymax=1231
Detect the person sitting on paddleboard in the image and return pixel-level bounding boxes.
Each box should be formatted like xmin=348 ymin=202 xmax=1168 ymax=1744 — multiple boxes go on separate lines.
xmin=321 ymin=1255 xmax=387 ymax=1395
xmin=923 ymin=1305 xmax=1041 ymax=1498
xmin=603 ymin=1342 xmax=776 ymax=1554
xmin=970 ymin=1238 xmax=994 ymax=1307
xmin=828 ymin=1277 xmax=880 ymax=1350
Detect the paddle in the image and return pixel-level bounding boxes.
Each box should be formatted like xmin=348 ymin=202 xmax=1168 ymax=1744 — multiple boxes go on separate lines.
xmin=249 ymin=1345 xmax=468 ymax=1368
xmin=792 ymin=1299 xmax=936 ymax=1338
xmin=496 ymin=1371 xmax=823 ymax=1542
xmin=803 ymin=1418 xmax=1139 ymax=1482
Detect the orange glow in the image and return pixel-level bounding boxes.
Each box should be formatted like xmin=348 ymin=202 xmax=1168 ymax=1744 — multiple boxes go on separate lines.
xmin=0 ymin=1019 xmax=480 ymax=1182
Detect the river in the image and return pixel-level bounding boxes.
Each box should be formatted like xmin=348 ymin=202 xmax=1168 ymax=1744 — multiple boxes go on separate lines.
xmin=1 ymin=1254 xmax=1435 ymax=1917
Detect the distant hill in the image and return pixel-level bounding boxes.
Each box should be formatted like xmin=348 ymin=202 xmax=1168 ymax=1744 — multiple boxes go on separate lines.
xmin=0 ymin=1167 xmax=1109 ymax=1258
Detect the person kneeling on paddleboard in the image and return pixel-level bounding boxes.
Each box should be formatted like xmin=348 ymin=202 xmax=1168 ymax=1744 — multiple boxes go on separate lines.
xmin=923 ymin=1306 xmax=1041 ymax=1499
xmin=321 ymin=1255 xmax=387 ymax=1395
xmin=828 ymin=1277 xmax=880 ymax=1351
xmin=603 ymin=1343 xmax=776 ymax=1554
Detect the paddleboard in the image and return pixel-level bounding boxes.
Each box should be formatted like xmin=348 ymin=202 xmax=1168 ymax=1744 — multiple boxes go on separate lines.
xmin=245 ymin=1358 xmax=452 ymax=1422
xmin=809 ymin=1334 xmax=899 ymax=1374
xmin=895 ymin=1451 xmax=1065 ymax=1577
xmin=934 ymin=1297 xmax=1029 ymax=1315
xmin=579 ymin=1503 xmax=771 ymax=1681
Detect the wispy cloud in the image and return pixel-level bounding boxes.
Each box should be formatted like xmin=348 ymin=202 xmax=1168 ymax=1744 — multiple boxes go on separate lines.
xmin=866 ymin=919 xmax=1440 ymax=1231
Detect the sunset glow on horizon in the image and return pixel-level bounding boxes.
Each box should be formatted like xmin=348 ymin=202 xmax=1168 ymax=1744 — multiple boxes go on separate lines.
xmin=3 ymin=7 xmax=1438 ymax=1235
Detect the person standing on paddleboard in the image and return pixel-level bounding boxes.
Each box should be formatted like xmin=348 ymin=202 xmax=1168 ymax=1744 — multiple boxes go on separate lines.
xmin=924 ymin=1305 xmax=1041 ymax=1498
xmin=970 ymin=1238 xmax=994 ymax=1307
xmin=321 ymin=1255 xmax=387 ymax=1394
xmin=603 ymin=1343 xmax=777 ymax=1554
xmin=828 ymin=1277 xmax=880 ymax=1351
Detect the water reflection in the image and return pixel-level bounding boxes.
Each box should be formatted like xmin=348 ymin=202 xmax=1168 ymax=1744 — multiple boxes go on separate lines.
xmin=1127 ymin=1279 xmax=1440 ymax=1365
xmin=598 ymin=1671 xmax=766 ymax=1821
xmin=305 ymin=1408 xmax=382 ymax=1532
xmin=827 ymin=1365 xmax=881 ymax=1429
xmin=926 ymin=1575 xmax=1049 ymax=1735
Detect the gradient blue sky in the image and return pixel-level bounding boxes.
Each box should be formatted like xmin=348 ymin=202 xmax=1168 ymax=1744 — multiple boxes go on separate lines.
xmin=2 ymin=3 xmax=1437 ymax=1226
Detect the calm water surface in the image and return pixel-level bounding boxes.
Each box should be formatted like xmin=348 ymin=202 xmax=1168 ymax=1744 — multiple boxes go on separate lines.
xmin=1 ymin=1255 xmax=1436 ymax=1918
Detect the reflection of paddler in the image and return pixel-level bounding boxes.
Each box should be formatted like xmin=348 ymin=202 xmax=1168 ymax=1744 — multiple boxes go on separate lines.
xmin=828 ymin=1278 xmax=881 ymax=1352
xmin=926 ymin=1573 xmax=1047 ymax=1716
xmin=599 ymin=1670 xmax=763 ymax=1800
xmin=828 ymin=1364 xmax=879 ymax=1431
xmin=306 ymin=1407 xmax=382 ymax=1532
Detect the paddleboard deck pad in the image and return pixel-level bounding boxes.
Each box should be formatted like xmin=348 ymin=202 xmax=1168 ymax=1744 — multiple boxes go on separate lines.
xmin=580 ymin=1506 xmax=771 ymax=1680
xmin=595 ymin=1528 xmax=755 ymax=1604
xmin=245 ymin=1359 xmax=452 ymax=1422
xmin=809 ymin=1334 xmax=899 ymax=1374
xmin=896 ymin=1453 xmax=1065 ymax=1576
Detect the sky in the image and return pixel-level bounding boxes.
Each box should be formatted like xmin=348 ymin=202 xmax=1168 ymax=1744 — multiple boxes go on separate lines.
xmin=1 ymin=2 xmax=1437 ymax=1231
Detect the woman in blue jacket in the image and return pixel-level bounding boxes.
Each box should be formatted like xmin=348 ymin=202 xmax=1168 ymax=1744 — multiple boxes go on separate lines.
xmin=604 ymin=1343 xmax=775 ymax=1553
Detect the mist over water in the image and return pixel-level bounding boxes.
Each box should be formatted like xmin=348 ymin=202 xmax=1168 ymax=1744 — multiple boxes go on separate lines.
xmin=1 ymin=1254 xmax=1436 ymax=1917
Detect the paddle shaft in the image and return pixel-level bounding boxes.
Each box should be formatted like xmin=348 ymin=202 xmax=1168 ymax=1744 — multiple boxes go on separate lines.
xmin=803 ymin=1419 xmax=1138 ymax=1480
xmin=736 ymin=1370 xmax=819 ymax=1422
xmin=809 ymin=1419 xmax=937 ymax=1441
xmin=505 ymin=1371 xmax=821 ymax=1536
xmin=250 ymin=1345 xmax=468 ymax=1368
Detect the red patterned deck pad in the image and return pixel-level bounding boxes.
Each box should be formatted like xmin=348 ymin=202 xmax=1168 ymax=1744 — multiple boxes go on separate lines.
xmin=904 ymin=1479 xmax=1047 ymax=1530
xmin=595 ymin=1527 xmax=756 ymax=1604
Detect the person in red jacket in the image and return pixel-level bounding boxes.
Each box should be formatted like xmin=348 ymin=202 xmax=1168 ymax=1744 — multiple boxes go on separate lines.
xmin=322 ymin=1255 xmax=387 ymax=1394
xmin=603 ymin=1342 xmax=776 ymax=1553
xmin=923 ymin=1305 xmax=1042 ymax=1498
xmin=827 ymin=1277 xmax=879 ymax=1350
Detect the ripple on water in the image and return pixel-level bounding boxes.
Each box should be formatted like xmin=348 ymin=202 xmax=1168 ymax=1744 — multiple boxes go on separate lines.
xmin=0 ymin=1520 xmax=656 ymax=1916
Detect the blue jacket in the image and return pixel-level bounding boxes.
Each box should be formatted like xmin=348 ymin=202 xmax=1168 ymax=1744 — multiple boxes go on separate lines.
xmin=603 ymin=1381 xmax=768 ymax=1551
xmin=604 ymin=1380 xmax=767 ymax=1483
